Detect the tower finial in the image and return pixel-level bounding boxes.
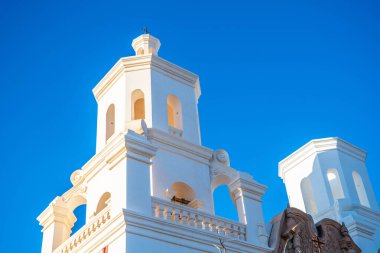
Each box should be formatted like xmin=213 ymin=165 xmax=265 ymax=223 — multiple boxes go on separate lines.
xmin=143 ymin=26 xmax=150 ymax=34
xmin=132 ymin=32 xmax=161 ymax=56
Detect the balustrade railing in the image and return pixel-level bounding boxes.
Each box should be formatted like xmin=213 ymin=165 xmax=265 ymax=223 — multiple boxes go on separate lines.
xmin=53 ymin=206 xmax=111 ymax=253
xmin=151 ymin=197 xmax=246 ymax=240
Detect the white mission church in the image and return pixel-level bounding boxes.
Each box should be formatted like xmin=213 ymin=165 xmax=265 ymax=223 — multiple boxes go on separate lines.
xmin=37 ymin=33 xmax=380 ymax=253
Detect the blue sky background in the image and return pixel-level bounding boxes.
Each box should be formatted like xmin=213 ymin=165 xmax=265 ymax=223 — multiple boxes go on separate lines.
xmin=1 ymin=0 xmax=379 ymax=251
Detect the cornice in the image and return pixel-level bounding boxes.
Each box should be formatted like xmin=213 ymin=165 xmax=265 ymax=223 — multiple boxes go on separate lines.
xmin=92 ymin=54 xmax=200 ymax=102
xmin=278 ymin=137 xmax=367 ymax=179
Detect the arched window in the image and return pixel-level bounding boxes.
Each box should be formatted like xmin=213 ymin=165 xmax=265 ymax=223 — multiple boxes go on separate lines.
xmin=95 ymin=192 xmax=111 ymax=215
xmin=106 ymin=104 xmax=115 ymax=141
xmin=352 ymin=171 xmax=370 ymax=208
xmin=167 ymin=95 xmax=182 ymax=129
xmin=327 ymin=168 xmax=345 ymax=201
xmin=300 ymin=177 xmax=318 ymax=215
xmin=131 ymin=89 xmax=145 ymax=120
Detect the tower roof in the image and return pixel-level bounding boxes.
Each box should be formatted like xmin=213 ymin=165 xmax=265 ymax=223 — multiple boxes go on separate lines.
xmin=278 ymin=137 xmax=367 ymax=179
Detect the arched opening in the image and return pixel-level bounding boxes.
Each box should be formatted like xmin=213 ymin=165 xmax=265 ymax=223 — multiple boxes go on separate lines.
xmin=131 ymin=89 xmax=145 ymax=120
xmin=166 ymin=182 xmax=195 ymax=206
xmin=213 ymin=185 xmax=238 ymax=221
xmin=327 ymin=168 xmax=345 ymax=202
xmin=300 ymin=177 xmax=318 ymax=215
xmin=167 ymin=95 xmax=182 ymax=129
xmin=137 ymin=48 xmax=144 ymax=55
xmin=71 ymin=204 xmax=86 ymax=235
xmin=105 ymin=104 xmax=115 ymax=141
xmin=66 ymin=195 xmax=87 ymax=236
xmin=352 ymin=171 xmax=370 ymax=208
xmin=95 ymin=192 xmax=111 ymax=215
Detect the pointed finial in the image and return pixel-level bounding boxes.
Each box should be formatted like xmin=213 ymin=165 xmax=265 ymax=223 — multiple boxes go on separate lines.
xmin=143 ymin=26 xmax=150 ymax=34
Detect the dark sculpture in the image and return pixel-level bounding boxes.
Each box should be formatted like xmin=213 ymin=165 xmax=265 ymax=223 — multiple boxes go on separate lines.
xmin=269 ymin=207 xmax=360 ymax=253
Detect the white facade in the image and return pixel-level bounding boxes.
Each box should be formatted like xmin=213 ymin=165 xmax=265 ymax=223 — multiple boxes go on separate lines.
xmin=279 ymin=137 xmax=380 ymax=252
xmin=37 ymin=34 xmax=270 ymax=253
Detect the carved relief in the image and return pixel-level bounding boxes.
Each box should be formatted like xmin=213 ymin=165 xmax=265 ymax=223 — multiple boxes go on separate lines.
xmin=209 ymin=149 xmax=237 ymax=191
xmin=270 ymin=207 xmax=361 ymax=253
xmin=212 ymin=149 xmax=230 ymax=166
xmin=70 ymin=169 xmax=84 ymax=186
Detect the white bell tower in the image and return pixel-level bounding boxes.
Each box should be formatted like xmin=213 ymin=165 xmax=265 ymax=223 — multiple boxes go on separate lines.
xmin=93 ymin=33 xmax=201 ymax=153
xmin=279 ymin=137 xmax=380 ymax=252
xmin=37 ymin=33 xmax=270 ymax=253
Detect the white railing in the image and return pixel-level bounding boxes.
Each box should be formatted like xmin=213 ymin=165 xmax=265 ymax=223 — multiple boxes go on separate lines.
xmin=53 ymin=206 xmax=111 ymax=253
xmin=151 ymin=197 xmax=246 ymax=240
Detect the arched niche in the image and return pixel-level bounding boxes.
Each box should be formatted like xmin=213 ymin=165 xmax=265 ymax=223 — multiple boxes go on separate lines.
xmin=105 ymin=104 xmax=115 ymax=141
xmin=300 ymin=177 xmax=318 ymax=215
xmin=131 ymin=89 xmax=145 ymax=120
xmin=167 ymin=95 xmax=182 ymax=129
xmin=352 ymin=171 xmax=370 ymax=208
xmin=327 ymin=168 xmax=345 ymax=202
xmin=95 ymin=192 xmax=111 ymax=215
xmin=165 ymin=182 xmax=199 ymax=208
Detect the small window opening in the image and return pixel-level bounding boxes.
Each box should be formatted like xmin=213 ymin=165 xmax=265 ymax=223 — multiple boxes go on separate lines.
xmin=327 ymin=168 xmax=345 ymax=201
xmin=167 ymin=95 xmax=182 ymax=129
xmin=131 ymin=89 xmax=145 ymax=120
xmin=105 ymin=104 xmax=115 ymax=141
xmin=352 ymin=171 xmax=370 ymax=208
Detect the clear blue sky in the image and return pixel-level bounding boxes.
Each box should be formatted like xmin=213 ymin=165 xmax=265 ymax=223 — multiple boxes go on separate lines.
xmin=1 ymin=0 xmax=379 ymax=251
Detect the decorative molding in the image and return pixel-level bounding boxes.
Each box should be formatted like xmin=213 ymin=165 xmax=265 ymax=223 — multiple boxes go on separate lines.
xmin=92 ymin=55 xmax=200 ymax=102
xmin=70 ymin=169 xmax=84 ymax=186
xmin=147 ymin=128 xmax=212 ymax=165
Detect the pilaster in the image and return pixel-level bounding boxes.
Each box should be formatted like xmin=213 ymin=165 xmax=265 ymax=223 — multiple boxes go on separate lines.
xmin=37 ymin=197 xmax=75 ymax=253
xmin=229 ymin=172 xmax=269 ymax=247
xmin=124 ymin=130 xmax=157 ymax=215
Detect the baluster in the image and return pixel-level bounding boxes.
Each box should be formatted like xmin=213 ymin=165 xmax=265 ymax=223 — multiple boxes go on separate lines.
xmin=181 ymin=210 xmax=189 ymax=225
xmin=188 ymin=212 xmax=195 ymax=227
xmin=223 ymin=222 xmax=228 ymax=236
xmin=237 ymin=225 xmax=241 ymax=239
xmin=215 ymin=221 xmax=221 ymax=234
xmin=159 ymin=203 xmax=165 ymax=218
xmin=208 ymin=218 xmax=214 ymax=232
xmin=231 ymin=224 xmax=237 ymax=238
xmin=203 ymin=217 xmax=210 ymax=231
xmin=201 ymin=216 xmax=206 ymax=230
xmin=172 ymin=208 xmax=178 ymax=223
xmin=230 ymin=224 xmax=236 ymax=238
xmin=178 ymin=209 xmax=184 ymax=224
xmin=194 ymin=214 xmax=200 ymax=228
xmin=163 ymin=206 xmax=170 ymax=220
xmin=153 ymin=203 xmax=159 ymax=218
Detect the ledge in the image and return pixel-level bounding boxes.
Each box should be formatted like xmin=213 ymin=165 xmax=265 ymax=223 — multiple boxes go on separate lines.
xmin=92 ymin=54 xmax=200 ymax=102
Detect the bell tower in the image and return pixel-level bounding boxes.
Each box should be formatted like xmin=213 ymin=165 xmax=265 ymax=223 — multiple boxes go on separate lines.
xmin=279 ymin=137 xmax=380 ymax=252
xmin=37 ymin=33 xmax=270 ymax=253
xmin=93 ymin=33 xmax=201 ymax=153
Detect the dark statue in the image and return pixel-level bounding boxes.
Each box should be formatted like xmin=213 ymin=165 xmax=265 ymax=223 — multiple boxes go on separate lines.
xmin=269 ymin=207 xmax=360 ymax=253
